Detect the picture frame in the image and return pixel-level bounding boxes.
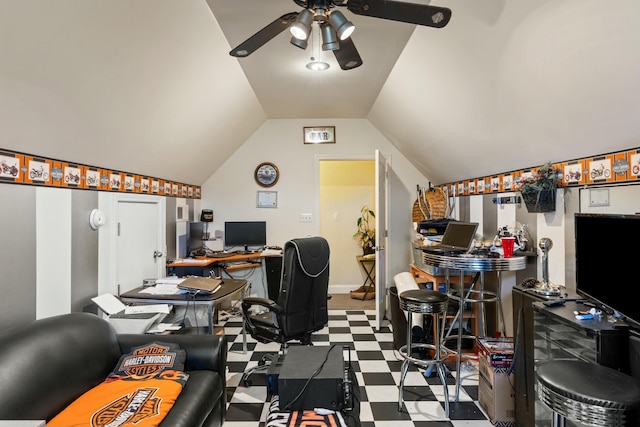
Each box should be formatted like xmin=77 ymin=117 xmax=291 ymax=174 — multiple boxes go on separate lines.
xmin=257 ymin=190 xmax=278 ymax=208
xmin=303 ymin=126 xmax=335 ymax=144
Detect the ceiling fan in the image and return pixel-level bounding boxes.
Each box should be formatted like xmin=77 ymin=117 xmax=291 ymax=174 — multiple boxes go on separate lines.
xmin=229 ymin=0 xmax=452 ymax=70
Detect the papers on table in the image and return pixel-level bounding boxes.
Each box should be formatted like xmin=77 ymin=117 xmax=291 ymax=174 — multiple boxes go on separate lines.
xmin=140 ymin=277 xmax=188 ymax=295
xmin=155 ymin=276 xmax=186 ymax=285
xmin=140 ymin=284 xmax=185 ymax=295
xmin=92 ymin=293 xmax=127 ymax=316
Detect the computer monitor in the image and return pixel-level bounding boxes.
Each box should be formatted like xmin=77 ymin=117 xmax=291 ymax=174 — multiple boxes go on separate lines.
xmin=224 ymin=221 xmax=267 ymax=253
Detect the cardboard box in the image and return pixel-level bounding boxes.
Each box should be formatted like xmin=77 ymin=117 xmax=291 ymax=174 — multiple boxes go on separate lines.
xmin=477 ymin=337 xmax=514 ymax=367
xmin=477 ymin=338 xmax=515 ymax=426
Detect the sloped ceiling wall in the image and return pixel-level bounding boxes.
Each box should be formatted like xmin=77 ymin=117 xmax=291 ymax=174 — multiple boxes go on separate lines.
xmin=370 ymin=0 xmax=640 ymax=184
xmin=0 ymin=0 xmax=266 ymax=185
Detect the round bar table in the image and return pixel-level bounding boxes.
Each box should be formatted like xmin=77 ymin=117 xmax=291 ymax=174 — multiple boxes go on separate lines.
xmin=422 ymin=251 xmax=527 ymax=400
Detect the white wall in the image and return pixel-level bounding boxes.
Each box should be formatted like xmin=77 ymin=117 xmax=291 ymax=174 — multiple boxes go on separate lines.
xmin=200 ymin=118 xmax=427 ymax=296
xmin=536 ymin=190 xmax=566 ymax=287
xmin=36 ymin=187 xmax=72 ymax=318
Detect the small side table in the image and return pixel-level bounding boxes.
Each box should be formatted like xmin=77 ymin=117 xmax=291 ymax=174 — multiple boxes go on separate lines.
xmin=351 ymin=255 xmax=376 ymax=300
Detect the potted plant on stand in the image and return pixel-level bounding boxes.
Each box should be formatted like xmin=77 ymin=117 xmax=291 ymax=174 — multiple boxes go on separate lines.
xmin=515 ymin=162 xmax=562 ymax=213
xmin=351 ymin=206 xmax=376 ymax=300
xmin=353 ymin=205 xmax=376 ymax=255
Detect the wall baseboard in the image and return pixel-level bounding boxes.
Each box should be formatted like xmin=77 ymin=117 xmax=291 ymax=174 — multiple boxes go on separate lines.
xmin=329 ymin=284 xmax=366 ymax=294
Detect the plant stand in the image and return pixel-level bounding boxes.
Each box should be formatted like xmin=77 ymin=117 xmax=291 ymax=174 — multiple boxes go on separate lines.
xmin=351 ymin=255 xmax=376 ymax=300
xmin=521 ymin=189 xmax=556 ymax=213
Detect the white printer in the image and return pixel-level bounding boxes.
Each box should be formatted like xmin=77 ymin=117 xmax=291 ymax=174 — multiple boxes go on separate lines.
xmin=91 ymin=294 xmax=170 ymax=334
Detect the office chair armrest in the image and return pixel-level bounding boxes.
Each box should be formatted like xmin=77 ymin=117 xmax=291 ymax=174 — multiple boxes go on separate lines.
xmin=242 ymin=297 xmax=283 ymax=314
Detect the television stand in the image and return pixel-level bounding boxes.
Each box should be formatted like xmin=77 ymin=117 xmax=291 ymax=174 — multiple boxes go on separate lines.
xmin=531 ymin=300 xmax=630 ymax=425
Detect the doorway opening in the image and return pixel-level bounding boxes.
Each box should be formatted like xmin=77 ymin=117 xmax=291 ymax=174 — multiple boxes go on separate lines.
xmin=318 ymin=159 xmax=375 ymax=294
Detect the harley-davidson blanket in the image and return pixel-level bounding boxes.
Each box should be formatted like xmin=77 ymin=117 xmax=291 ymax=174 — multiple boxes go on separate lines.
xmin=48 ymin=342 xmax=187 ymax=427
xmin=266 ymin=396 xmax=349 ymax=427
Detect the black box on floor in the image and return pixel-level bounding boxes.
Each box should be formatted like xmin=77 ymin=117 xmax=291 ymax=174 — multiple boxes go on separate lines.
xmin=278 ymin=345 xmax=345 ymax=412
xmin=266 ymin=354 xmax=284 ymax=397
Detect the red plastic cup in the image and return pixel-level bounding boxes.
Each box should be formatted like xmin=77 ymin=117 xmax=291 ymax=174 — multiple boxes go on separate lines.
xmin=501 ymin=237 xmax=516 ymax=258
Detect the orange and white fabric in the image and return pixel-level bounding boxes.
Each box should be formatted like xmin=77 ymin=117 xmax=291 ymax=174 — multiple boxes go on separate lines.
xmin=48 ymin=342 xmax=187 ymax=427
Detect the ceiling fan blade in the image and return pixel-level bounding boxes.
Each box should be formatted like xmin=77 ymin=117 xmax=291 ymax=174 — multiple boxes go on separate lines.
xmin=333 ymin=37 xmax=363 ymax=70
xmin=347 ymin=0 xmax=452 ymax=28
xmin=230 ymin=12 xmax=298 ymax=57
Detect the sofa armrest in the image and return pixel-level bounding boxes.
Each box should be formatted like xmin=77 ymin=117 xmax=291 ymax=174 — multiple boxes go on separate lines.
xmin=117 ymin=334 xmax=227 ymax=384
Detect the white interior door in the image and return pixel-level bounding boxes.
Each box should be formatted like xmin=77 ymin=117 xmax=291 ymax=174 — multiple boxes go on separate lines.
xmin=375 ymin=150 xmax=387 ymax=330
xmin=116 ymin=200 xmax=165 ymax=294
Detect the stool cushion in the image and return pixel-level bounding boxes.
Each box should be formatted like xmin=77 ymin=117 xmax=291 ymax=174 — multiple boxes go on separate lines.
xmin=399 ymin=289 xmax=448 ymax=304
xmin=537 ymin=360 xmax=640 ymax=409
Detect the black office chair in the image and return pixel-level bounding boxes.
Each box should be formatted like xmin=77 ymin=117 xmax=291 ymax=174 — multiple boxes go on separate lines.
xmin=240 ymin=236 xmax=330 ymax=386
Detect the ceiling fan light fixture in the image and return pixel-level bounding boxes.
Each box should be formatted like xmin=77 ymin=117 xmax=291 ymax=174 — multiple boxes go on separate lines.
xmin=290 ymin=36 xmax=308 ymax=50
xmin=306 ymin=60 xmax=330 ymax=71
xmin=328 ymin=10 xmax=355 ymax=40
xmin=290 ymin=9 xmax=314 ymax=40
xmin=306 ymin=22 xmax=330 ymax=71
xmin=321 ymin=23 xmax=339 ymax=51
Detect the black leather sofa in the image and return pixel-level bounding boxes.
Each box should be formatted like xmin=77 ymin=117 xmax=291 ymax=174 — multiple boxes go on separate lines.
xmin=0 ymin=312 xmax=227 ymax=427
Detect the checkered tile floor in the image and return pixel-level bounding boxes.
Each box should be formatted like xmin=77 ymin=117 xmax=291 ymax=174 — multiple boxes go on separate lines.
xmin=221 ymin=309 xmax=494 ymax=427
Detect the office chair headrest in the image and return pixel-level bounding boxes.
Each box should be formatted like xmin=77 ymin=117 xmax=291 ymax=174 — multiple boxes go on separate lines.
xmin=286 ymin=237 xmax=330 ymax=278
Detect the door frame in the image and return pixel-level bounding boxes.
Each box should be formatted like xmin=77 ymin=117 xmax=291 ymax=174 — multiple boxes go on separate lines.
xmin=374 ymin=149 xmax=388 ymax=330
xmin=98 ymin=193 xmax=166 ymax=295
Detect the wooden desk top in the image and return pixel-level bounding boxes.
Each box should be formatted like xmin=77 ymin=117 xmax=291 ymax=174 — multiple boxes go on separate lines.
xmin=166 ymin=252 xmax=263 ymax=267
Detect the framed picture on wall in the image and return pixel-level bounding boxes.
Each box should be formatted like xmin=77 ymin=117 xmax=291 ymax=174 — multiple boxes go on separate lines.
xmin=304 ymin=126 xmax=335 ymax=144
xmin=257 ymin=191 xmax=278 ymax=208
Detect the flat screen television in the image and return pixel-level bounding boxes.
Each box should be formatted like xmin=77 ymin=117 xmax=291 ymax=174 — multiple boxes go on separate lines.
xmin=224 ymin=221 xmax=267 ymax=253
xmin=575 ymin=213 xmax=640 ymax=327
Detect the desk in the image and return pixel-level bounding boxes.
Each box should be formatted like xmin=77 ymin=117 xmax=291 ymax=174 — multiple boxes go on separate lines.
xmin=167 ymin=253 xmax=263 ymax=277
xmin=422 ymin=251 xmax=526 ymax=400
xmin=120 ymin=278 xmax=249 ymax=351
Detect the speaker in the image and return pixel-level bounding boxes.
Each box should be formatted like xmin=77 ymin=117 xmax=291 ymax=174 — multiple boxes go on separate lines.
xmin=278 ymin=346 xmax=344 ymax=411
xmin=214 ymin=230 xmax=223 ymax=239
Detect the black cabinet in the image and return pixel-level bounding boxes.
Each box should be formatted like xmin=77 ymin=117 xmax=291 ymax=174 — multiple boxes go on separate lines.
xmin=512 ymin=286 xmax=590 ymax=427
xmin=532 ymin=301 xmax=630 ymax=426
xmin=512 ymin=286 xmax=546 ymax=427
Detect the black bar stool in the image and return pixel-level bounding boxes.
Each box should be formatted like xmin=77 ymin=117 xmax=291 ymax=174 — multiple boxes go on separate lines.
xmin=536 ymin=360 xmax=640 ymax=426
xmin=398 ymin=289 xmax=450 ymax=417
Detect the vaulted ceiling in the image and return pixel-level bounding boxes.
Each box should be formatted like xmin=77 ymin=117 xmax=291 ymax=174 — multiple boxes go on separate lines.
xmin=1 ymin=0 xmax=639 ymax=186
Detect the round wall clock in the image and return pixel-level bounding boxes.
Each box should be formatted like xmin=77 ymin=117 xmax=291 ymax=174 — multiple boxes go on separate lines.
xmin=254 ymin=162 xmax=279 ymax=187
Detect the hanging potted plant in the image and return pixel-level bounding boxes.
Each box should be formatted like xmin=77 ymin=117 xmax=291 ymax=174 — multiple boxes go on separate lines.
xmin=353 ymin=205 xmax=376 ymax=255
xmin=514 ymin=162 xmax=562 ymax=213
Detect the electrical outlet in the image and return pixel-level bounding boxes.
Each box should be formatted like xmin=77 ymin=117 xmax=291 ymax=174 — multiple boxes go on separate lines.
xmin=300 ymin=213 xmax=312 ymax=222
